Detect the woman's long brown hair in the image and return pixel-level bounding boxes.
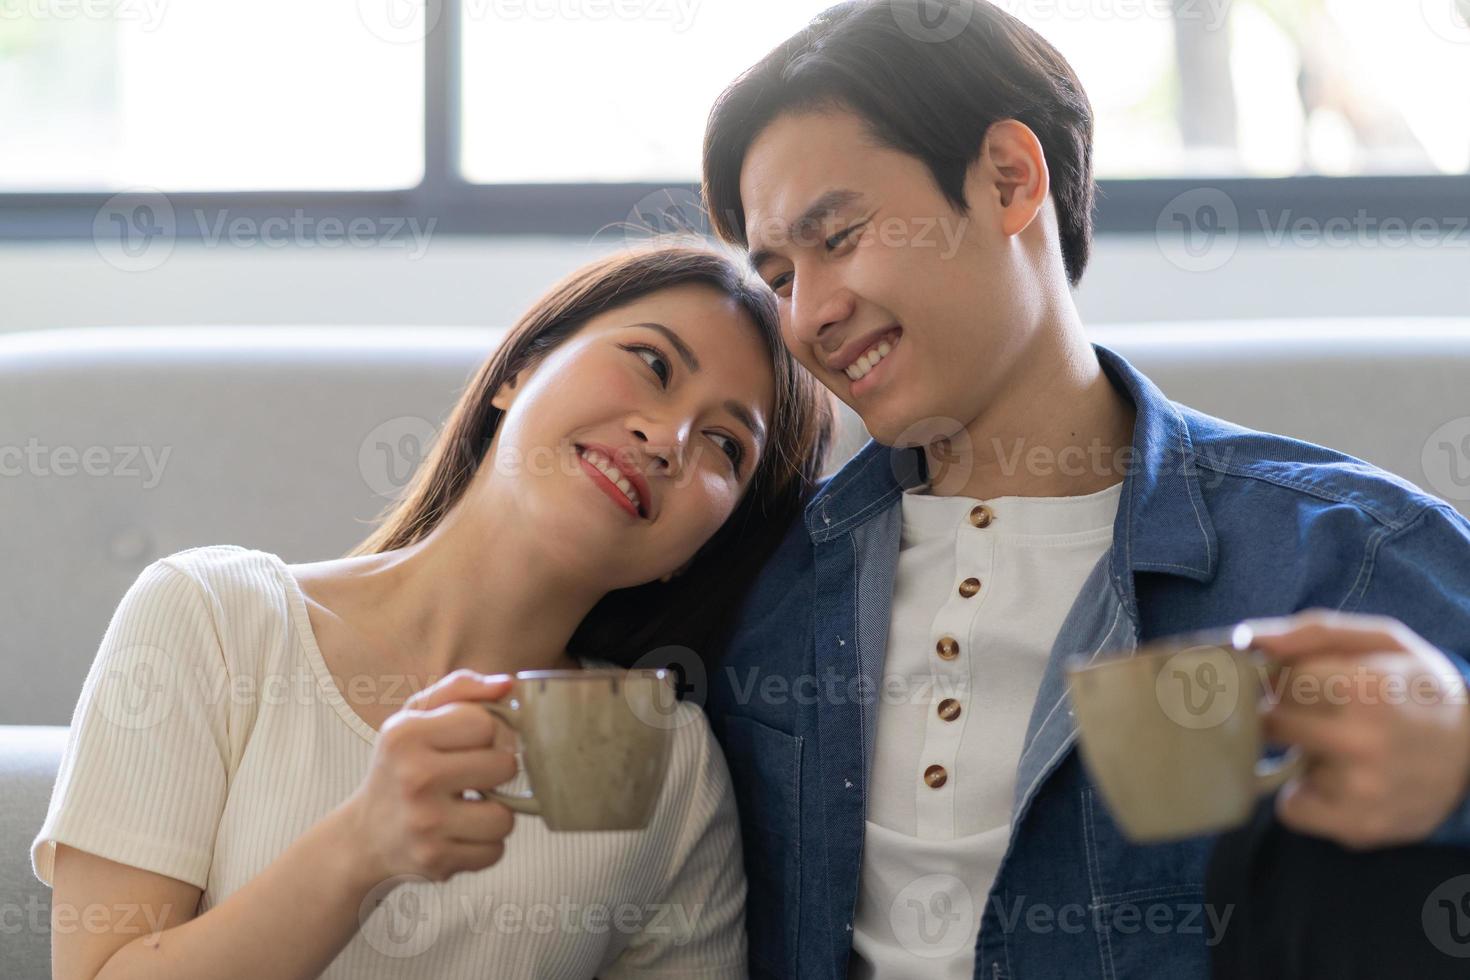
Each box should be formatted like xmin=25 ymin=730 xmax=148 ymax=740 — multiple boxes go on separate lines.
xmin=348 ymin=242 xmax=836 ymax=669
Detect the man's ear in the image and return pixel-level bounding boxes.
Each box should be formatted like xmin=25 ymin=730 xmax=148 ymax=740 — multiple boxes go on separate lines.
xmin=489 ymin=371 xmax=524 ymax=412
xmin=966 ymin=118 xmax=1050 ymax=238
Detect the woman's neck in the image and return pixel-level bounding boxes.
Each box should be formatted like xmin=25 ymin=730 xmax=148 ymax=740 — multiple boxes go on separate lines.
xmin=323 ymin=504 xmax=604 ymax=681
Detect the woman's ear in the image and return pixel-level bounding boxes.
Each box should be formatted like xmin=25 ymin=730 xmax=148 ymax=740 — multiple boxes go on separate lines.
xmin=489 ymin=371 xmax=523 ymax=412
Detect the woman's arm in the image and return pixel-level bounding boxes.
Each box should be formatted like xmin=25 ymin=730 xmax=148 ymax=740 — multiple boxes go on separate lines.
xmin=52 ymin=801 xmax=377 ymax=980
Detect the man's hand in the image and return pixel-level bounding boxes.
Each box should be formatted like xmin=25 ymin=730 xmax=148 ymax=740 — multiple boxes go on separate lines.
xmin=1240 ymin=609 xmax=1470 ymax=850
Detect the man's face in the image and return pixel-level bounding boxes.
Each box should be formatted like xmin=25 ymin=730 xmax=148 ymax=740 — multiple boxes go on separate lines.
xmin=739 ymin=109 xmax=1036 ymax=448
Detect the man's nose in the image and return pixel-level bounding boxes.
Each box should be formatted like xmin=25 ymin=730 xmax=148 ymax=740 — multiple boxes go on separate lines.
xmin=789 ymin=274 xmax=856 ymax=356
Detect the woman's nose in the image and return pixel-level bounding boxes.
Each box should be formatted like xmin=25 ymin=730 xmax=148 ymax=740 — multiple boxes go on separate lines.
xmin=631 ymin=426 xmax=684 ymax=475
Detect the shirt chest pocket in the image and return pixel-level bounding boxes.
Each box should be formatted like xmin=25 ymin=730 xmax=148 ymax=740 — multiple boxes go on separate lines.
xmin=719 ymin=713 xmax=802 ymax=978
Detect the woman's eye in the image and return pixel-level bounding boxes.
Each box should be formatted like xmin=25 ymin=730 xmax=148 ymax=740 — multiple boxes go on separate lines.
xmin=710 ymin=432 xmax=745 ymax=471
xmin=628 ymin=345 xmax=671 ymax=386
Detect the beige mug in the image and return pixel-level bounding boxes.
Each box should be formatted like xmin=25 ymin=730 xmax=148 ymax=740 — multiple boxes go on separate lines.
xmin=475 ymin=668 xmax=676 ymax=831
xmin=1065 ymin=627 xmax=1305 ymax=842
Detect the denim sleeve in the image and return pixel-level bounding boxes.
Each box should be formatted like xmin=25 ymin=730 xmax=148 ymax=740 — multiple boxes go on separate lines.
xmin=1347 ymin=502 xmax=1470 ymax=847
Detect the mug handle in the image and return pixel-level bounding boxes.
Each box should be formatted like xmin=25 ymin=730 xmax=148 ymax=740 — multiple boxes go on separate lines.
xmin=1248 ymin=647 xmax=1307 ymax=794
xmin=475 ymin=701 xmax=543 ymax=816
xmin=1254 ymin=744 xmax=1307 ymax=794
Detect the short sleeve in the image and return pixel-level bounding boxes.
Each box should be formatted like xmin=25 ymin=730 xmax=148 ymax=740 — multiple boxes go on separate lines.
xmin=31 ymin=558 xmax=232 ymax=890
xmin=603 ymin=702 xmax=748 ymax=979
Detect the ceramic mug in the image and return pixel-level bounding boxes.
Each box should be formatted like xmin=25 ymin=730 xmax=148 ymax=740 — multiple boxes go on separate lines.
xmin=1066 ymin=628 xmax=1305 ymax=842
xmin=475 ymin=668 xmax=676 ymax=831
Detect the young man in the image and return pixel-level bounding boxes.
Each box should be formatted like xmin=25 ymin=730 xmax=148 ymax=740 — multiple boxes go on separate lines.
xmin=699 ymin=2 xmax=1470 ymax=977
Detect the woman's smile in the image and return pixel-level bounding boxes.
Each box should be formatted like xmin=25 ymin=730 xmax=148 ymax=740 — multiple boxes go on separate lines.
xmin=575 ymin=444 xmax=648 ymax=520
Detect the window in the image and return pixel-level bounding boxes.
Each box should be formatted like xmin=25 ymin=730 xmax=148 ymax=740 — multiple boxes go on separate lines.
xmin=2 ymin=0 xmax=1467 ymax=238
xmin=0 ymin=0 xmax=422 ymax=191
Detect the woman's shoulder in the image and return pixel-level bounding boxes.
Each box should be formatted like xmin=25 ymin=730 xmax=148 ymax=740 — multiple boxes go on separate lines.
xmin=125 ymin=545 xmax=299 ymax=663
xmin=143 ymin=544 xmax=294 ymax=603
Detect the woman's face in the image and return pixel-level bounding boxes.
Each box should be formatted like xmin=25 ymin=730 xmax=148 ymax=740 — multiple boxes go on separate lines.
xmin=480 ymin=283 xmax=777 ymax=589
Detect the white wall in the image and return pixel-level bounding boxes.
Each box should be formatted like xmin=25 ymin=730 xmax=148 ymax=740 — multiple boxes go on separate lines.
xmin=1 ymin=233 xmax=1466 ymax=332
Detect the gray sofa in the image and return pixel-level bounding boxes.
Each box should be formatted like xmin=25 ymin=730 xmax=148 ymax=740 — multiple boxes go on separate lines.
xmin=3 ymin=320 xmax=1468 ymax=978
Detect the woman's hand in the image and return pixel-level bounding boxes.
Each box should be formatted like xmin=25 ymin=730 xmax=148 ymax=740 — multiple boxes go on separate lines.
xmin=341 ymin=670 xmax=520 ymax=884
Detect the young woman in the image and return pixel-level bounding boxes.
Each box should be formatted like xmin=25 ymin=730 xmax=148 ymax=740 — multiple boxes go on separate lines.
xmin=33 ymin=244 xmax=834 ymax=980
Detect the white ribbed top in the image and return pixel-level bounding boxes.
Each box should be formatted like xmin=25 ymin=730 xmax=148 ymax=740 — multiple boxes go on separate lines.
xmin=32 ymin=545 xmax=746 ymax=978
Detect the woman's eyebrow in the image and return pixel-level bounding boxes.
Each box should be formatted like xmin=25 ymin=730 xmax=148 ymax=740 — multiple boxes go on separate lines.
xmin=725 ymin=400 xmax=766 ymax=453
xmin=628 ymin=321 xmax=764 ymax=451
xmin=629 ymin=322 xmax=700 ymax=372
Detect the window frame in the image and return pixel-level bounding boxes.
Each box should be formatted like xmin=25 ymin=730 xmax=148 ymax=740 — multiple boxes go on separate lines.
xmin=2 ymin=1 xmax=1467 ymax=242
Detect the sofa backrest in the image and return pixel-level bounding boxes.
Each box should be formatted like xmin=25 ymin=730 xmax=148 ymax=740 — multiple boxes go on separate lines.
xmin=3 ymin=319 xmax=1466 ymax=725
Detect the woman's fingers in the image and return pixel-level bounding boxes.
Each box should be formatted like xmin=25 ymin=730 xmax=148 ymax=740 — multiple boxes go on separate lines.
xmin=443 ymin=797 xmax=517 ymax=845
xmin=404 ymin=669 xmax=514 ymax=712
xmin=387 ymin=698 xmax=513 ymax=754
xmin=430 ymin=747 xmax=520 ymax=796
xmin=440 ymin=840 xmax=507 ymax=877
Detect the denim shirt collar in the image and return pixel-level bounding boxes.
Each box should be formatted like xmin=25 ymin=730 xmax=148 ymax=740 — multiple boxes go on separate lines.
xmin=802 ymin=342 xmax=1220 ymax=605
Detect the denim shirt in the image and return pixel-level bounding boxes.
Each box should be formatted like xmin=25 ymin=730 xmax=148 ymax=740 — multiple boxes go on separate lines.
xmin=708 ymin=343 xmax=1470 ymax=979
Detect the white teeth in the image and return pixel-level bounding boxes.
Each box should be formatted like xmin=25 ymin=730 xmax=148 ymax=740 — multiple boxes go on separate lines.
xmin=579 ymin=449 xmax=642 ymax=513
xmin=845 ymin=335 xmax=898 ymax=381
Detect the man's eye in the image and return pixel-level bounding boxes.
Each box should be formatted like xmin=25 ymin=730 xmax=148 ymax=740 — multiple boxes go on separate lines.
xmin=826 ymin=222 xmax=865 ymax=250
xmin=626 ymin=344 xmax=671 ymax=386
xmin=769 ymin=271 xmax=793 ymax=293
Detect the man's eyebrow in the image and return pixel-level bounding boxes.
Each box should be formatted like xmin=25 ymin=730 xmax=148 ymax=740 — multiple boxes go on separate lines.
xmin=748 ymin=188 xmax=866 ymax=274
xmin=630 ymin=321 xmax=700 ymax=372
xmin=725 ymin=400 xmax=767 ymax=453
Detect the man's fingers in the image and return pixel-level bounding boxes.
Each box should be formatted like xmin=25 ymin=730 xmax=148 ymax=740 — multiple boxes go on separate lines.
xmin=1274 ymin=772 xmax=1346 ymax=838
xmin=1239 ymin=609 xmax=1407 ymax=662
xmin=1263 ymin=702 xmax=1370 ymax=758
